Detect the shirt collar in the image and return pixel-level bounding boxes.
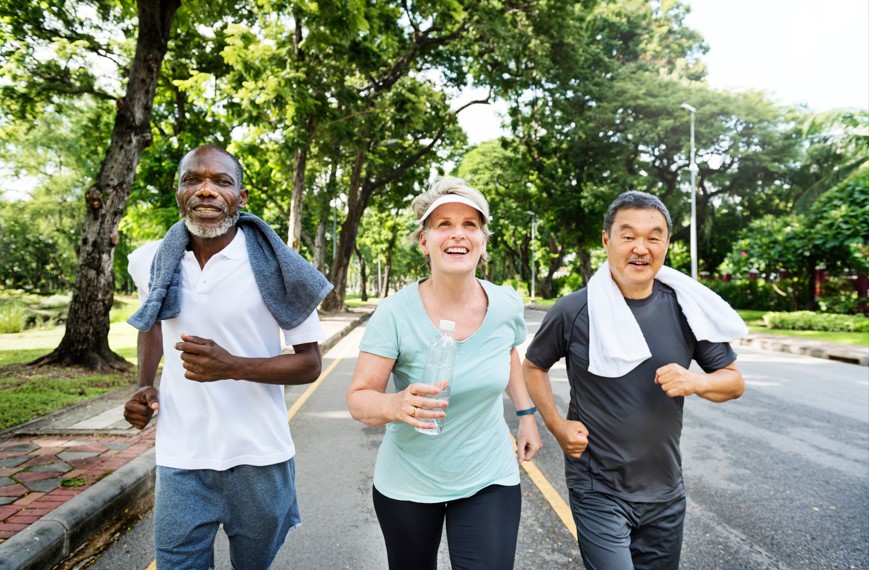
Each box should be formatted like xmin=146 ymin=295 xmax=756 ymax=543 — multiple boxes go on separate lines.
xmin=183 ymin=226 xmax=247 ymax=261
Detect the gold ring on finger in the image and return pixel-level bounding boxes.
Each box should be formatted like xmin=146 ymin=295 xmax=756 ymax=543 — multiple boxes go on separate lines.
xmin=409 ymin=407 xmax=416 ymax=417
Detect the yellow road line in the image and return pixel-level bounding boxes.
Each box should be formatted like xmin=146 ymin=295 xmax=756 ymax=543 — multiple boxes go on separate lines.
xmin=513 ymin=435 xmax=577 ymax=541
xmin=287 ymin=357 xmax=343 ymax=421
xmin=147 ymin=358 xmax=344 ymax=569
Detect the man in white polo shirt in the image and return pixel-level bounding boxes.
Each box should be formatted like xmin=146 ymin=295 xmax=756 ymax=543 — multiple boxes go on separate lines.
xmin=124 ymin=145 xmax=333 ymax=569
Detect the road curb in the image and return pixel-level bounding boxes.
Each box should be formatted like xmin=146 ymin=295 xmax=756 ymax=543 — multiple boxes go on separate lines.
xmin=736 ymin=335 xmax=868 ymax=366
xmin=0 ymin=448 xmax=156 ymax=570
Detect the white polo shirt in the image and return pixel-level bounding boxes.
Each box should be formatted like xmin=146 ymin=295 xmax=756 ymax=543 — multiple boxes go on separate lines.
xmin=128 ymin=229 xmax=325 ymax=470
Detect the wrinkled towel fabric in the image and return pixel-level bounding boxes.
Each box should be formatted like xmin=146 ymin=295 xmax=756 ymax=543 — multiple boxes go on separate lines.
xmin=127 ymin=212 xmax=333 ymax=332
xmin=587 ymin=261 xmax=748 ymax=377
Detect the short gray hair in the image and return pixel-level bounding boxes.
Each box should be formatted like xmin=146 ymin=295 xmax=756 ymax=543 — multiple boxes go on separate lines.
xmin=604 ymin=190 xmax=672 ymax=236
xmin=177 ymin=145 xmax=244 ymax=188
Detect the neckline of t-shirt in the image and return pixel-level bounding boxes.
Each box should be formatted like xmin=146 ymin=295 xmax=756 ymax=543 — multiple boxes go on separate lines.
xmin=624 ymin=281 xmax=673 ymax=307
xmin=412 ymin=278 xmax=491 ymax=349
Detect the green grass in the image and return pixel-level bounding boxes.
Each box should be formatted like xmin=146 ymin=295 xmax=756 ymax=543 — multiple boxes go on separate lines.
xmin=0 ymin=320 xmax=138 ymax=431
xmin=737 ymin=310 xmax=867 ymax=346
xmin=342 ymin=292 xmax=375 ymax=309
xmin=526 ymin=297 xmax=557 ymax=307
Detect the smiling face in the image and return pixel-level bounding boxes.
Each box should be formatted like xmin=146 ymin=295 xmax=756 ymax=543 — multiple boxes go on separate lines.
xmin=419 ymin=202 xmax=487 ymax=277
xmin=602 ymin=207 xmax=670 ymax=299
xmin=176 ymin=147 xmax=248 ymax=239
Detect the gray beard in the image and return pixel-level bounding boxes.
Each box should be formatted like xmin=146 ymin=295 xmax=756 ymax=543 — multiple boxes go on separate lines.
xmin=183 ymin=210 xmax=239 ymax=239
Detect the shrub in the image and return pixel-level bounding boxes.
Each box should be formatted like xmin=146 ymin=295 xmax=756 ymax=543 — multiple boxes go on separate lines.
xmin=706 ymin=279 xmax=798 ymax=312
xmin=763 ymin=311 xmax=869 ymax=333
xmin=0 ymin=301 xmax=27 ymax=333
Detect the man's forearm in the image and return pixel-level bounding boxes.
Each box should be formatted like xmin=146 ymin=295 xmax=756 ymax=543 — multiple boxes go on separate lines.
xmin=697 ymin=363 xmax=745 ymax=402
xmin=523 ymin=359 xmax=563 ymax=428
xmin=137 ymin=326 xmax=164 ymax=388
xmin=227 ymin=343 xmax=323 ymax=385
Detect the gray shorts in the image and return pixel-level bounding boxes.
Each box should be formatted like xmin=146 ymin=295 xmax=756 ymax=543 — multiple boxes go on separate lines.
xmin=154 ymin=458 xmax=301 ymax=570
xmin=569 ymin=489 xmax=686 ymax=570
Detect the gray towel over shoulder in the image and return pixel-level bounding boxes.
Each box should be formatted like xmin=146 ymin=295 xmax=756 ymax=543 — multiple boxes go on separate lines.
xmin=127 ymin=212 xmax=334 ymax=332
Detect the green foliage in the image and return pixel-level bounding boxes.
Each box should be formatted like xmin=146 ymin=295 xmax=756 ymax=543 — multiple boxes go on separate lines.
xmin=794 ymin=110 xmax=869 ymax=211
xmin=706 ymin=279 xmax=800 ymax=312
xmin=804 ymin=168 xmax=869 ymax=274
xmin=0 ymin=300 xmax=27 ymax=333
xmin=718 ymin=167 xmax=868 ymax=310
xmin=762 ymin=311 xmax=869 ymax=333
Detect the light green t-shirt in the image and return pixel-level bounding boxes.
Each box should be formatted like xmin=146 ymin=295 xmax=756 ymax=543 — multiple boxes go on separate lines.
xmin=360 ymin=279 xmax=527 ymax=502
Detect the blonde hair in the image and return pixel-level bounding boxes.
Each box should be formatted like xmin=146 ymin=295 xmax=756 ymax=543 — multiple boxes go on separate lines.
xmin=409 ymin=176 xmax=491 ymax=264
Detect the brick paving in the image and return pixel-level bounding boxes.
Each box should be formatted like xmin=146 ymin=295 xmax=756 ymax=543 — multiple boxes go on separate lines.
xmin=0 ymin=427 xmax=155 ymax=542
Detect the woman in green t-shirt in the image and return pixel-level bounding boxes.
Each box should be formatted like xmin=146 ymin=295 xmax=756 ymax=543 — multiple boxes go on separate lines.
xmin=347 ymin=176 xmax=542 ymax=569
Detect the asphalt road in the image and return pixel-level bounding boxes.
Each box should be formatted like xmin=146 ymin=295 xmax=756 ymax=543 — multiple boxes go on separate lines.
xmin=88 ymin=308 xmax=868 ymax=569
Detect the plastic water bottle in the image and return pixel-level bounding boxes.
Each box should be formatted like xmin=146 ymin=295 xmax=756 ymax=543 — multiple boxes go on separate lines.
xmin=414 ymin=319 xmax=456 ymax=435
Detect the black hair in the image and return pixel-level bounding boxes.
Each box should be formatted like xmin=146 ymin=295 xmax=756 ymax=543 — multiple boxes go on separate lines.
xmin=603 ymin=190 xmax=672 ymax=236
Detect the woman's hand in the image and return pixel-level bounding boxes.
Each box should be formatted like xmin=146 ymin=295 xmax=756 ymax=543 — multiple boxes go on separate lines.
xmin=395 ymin=383 xmax=448 ymax=428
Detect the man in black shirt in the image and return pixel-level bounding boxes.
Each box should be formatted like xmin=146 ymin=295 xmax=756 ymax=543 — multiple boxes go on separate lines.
xmin=523 ymin=190 xmax=745 ymax=570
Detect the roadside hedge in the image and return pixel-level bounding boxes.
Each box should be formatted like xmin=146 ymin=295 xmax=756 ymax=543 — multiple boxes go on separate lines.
xmin=763 ymin=311 xmax=869 ymax=333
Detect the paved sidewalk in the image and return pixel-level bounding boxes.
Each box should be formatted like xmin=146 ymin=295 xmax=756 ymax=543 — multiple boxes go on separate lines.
xmin=0 ymin=305 xmax=374 ymax=570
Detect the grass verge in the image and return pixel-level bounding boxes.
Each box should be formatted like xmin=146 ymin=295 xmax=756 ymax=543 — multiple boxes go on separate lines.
xmin=0 ymin=321 xmax=138 ymax=432
xmin=737 ymin=310 xmax=868 ymax=346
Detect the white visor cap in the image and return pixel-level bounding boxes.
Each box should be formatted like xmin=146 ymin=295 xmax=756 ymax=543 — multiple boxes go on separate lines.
xmin=418 ymin=194 xmax=489 ymax=226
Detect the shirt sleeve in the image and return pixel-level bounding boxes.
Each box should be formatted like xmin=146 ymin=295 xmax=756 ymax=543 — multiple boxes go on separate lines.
xmin=359 ymin=301 xmax=400 ymax=359
xmin=693 ymin=340 xmax=738 ymax=373
xmin=282 ymin=309 xmax=326 ymax=346
xmin=505 ymin=285 xmax=528 ymax=347
xmin=524 ymin=294 xmax=578 ymax=370
xmin=127 ymin=240 xmax=162 ymax=301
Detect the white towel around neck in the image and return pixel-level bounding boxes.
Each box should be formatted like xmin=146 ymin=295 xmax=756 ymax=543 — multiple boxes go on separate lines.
xmin=587 ymin=261 xmax=748 ymax=377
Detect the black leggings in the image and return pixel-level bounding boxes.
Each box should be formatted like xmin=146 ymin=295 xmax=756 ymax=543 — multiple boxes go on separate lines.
xmin=373 ymin=484 xmax=521 ymax=570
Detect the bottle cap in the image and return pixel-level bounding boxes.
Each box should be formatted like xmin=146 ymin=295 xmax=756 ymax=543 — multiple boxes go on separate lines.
xmin=439 ymin=319 xmax=456 ymax=332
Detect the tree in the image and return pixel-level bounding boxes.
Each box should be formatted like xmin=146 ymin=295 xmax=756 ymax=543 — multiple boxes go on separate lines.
xmin=792 ymin=109 xmax=869 ymax=211
xmin=721 ymin=168 xmax=869 ymax=309
xmin=0 ymin=100 xmax=114 ymax=292
xmin=4 ymin=0 xmax=181 ymax=370
xmin=498 ymin=0 xmax=710 ymax=284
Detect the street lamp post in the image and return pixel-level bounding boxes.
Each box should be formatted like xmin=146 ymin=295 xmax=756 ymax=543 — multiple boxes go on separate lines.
xmin=681 ymin=102 xmax=699 ymax=280
xmin=527 ymin=210 xmax=536 ymax=301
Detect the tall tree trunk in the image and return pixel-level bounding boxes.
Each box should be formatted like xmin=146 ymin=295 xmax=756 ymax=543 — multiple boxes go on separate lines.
xmin=355 ymin=245 xmax=368 ymax=302
xmin=31 ymin=0 xmax=179 ymax=372
xmin=383 ymin=222 xmax=398 ymax=297
xmin=540 ymin=236 xmax=565 ymax=299
xmin=286 ymin=14 xmax=314 ymax=252
xmin=322 ymin=148 xmax=368 ymax=312
xmin=287 ymin=138 xmax=309 ymax=251
xmin=313 ymin=216 xmax=327 ymax=274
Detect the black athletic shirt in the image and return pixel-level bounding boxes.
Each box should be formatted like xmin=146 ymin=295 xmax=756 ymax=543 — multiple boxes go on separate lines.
xmin=525 ymin=282 xmax=737 ymax=502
